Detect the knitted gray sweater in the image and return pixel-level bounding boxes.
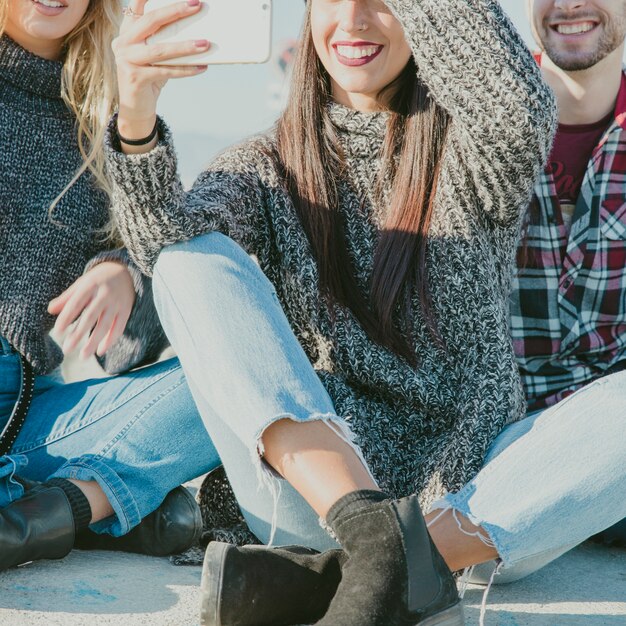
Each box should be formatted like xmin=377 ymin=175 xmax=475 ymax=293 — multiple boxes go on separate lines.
xmin=0 ymin=35 xmax=166 ymax=375
xmin=106 ymin=0 xmax=556 ymax=508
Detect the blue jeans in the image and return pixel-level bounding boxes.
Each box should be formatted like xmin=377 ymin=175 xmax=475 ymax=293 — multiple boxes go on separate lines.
xmin=153 ymin=233 xmax=357 ymax=551
xmin=439 ymin=372 xmax=626 ymax=582
xmin=0 ymin=336 xmax=219 ymax=536
xmin=154 ymin=232 xmax=626 ymax=573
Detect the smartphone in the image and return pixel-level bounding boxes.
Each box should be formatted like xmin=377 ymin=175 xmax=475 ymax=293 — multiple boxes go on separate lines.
xmin=146 ymin=0 xmax=272 ymax=65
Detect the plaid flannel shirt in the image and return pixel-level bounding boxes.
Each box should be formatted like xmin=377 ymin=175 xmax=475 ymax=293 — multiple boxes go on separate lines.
xmin=511 ymin=71 xmax=626 ymax=414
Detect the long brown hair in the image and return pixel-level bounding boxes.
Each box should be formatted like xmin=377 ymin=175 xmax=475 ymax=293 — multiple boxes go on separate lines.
xmin=276 ymin=9 xmax=450 ymax=363
xmin=517 ymin=196 xmax=542 ymax=271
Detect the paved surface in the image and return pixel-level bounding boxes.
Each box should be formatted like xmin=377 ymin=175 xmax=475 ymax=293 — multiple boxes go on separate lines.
xmin=0 ymin=542 xmax=624 ymax=625
xmin=1 ymin=356 xmax=619 ymax=625
xmin=463 ymin=542 xmax=626 ymax=625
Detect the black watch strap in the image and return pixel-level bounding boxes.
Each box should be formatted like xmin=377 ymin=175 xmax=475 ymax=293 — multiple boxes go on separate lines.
xmin=117 ymin=119 xmax=159 ymax=147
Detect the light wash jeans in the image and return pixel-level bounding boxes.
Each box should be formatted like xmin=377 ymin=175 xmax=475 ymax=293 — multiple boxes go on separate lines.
xmin=0 ymin=336 xmax=219 ymax=536
xmin=439 ymin=372 xmax=626 ymax=583
xmin=154 ymin=232 xmax=626 ymax=579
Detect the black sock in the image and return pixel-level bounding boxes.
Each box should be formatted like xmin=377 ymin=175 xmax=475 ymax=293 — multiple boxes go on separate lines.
xmin=45 ymin=478 xmax=92 ymax=530
xmin=326 ymin=489 xmax=390 ymax=526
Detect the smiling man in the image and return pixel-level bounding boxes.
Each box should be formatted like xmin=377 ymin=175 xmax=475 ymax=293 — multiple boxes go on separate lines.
xmin=510 ymin=0 xmax=626 ymax=550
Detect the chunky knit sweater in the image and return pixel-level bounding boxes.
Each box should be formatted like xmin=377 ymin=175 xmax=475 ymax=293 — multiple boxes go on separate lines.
xmin=106 ymin=0 xmax=556 ymax=510
xmin=0 ymin=35 xmax=166 ymax=375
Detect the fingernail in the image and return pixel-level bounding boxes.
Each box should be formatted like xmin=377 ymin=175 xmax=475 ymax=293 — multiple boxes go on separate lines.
xmin=194 ymin=39 xmax=209 ymax=48
xmin=187 ymin=0 xmax=200 ymax=6
xmin=196 ymin=65 xmax=208 ymax=70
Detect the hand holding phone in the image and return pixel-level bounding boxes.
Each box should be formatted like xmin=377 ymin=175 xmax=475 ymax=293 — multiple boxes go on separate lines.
xmin=146 ymin=0 xmax=273 ymax=65
xmin=113 ymin=0 xmax=212 ymax=152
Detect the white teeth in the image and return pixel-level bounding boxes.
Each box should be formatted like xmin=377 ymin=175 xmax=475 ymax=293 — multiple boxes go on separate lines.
xmin=336 ymin=45 xmax=380 ymax=60
xmin=35 ymin=0 xmax=64 ymax=7
xmin=556 ymin=22 xmax=595 ymax=35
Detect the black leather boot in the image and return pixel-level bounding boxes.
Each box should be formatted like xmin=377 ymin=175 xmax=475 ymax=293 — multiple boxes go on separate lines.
xmin=316 ymin=490 xmax=464 ymax=626
xmin=200 ymin=543 xmax=345 ymax=626
xmin=0 ymin=485 xmax=75 ymax=571
xmin=592 ymin=518 xmax=626 ymax=548
xmin=74 ymin=486 xmax=202 ymax=556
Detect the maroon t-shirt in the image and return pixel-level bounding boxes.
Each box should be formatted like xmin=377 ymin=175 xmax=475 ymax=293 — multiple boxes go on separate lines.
xmin=547 ymin=111 xmax=614 ymax=228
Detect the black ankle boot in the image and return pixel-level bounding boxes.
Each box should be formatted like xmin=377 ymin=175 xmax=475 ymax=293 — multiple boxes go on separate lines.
xmin=592 ymin=518 xmax=626 ymax=548
xmin=74 ymin=486 xmax=202 ymax=556
xmin=0 ymin=485 xmax=75 ymax=571
xmin=200 ymin=542 xmax=345 ymax=626
xmin=316 ymin=490 xmax=464 ymax=626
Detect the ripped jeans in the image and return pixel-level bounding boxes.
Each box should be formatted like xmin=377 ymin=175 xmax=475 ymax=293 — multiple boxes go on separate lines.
xmin=154 ymin=233 xmax=351 ymax=551
xmin=0 ymin=339 xmax=219 ymax=536
xmin=154 ymin=233 xmax=626 ymax=571
xmin=438 ymin=370 xmax=626 ymax=583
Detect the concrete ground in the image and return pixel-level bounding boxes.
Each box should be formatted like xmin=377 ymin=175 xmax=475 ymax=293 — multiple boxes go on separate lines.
xmin=0 ymin=541 xmax=624 ymax=625
xmin=2 ymin=354 xmax=620 ymax=624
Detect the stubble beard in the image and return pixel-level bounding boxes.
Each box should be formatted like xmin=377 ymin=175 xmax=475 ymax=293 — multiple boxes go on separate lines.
xmin=540 ymin=12 xmax=626 ymax=72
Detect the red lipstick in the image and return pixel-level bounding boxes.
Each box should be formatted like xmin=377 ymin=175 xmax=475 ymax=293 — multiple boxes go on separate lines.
xmin=332 ymin=41 xmax=384 ymax=67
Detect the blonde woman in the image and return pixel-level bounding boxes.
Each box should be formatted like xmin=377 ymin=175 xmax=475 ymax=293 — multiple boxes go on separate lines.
xmin=0 ymin=0 xmax=217 ymax=570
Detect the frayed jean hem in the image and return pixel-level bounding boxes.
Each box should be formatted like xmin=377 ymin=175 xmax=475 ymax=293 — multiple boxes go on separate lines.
xmin=253 ymin=412 xmax=372 ymax=545
xmin=430 ymin=494 xmax=514 ymax=567
xmin=0 ymin=454 xmax=28 ymax=508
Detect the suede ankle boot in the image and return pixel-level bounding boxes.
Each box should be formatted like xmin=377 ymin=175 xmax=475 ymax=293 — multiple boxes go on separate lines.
xmin=316 ymin=490 xmax=464 ymax=626
xmin=74 ymin=486 xmax=202 ymax=556
xmin=0 ymin=485 xmax=75 ymax=571
xmin=200 ymin=542 xmax=345 ymax=626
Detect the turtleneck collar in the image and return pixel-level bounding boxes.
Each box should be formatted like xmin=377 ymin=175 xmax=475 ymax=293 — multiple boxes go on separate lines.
xmin=327 ymin=101 xmax=389 ymax=159
xmin=0 ymin=34 xmax=63 ymax=101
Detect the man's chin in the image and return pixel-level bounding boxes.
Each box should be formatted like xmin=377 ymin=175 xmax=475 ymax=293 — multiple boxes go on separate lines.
xmin=540 ymin=26 xmax=625 ymax=73
xmin=549 ymin=55 xmax=602 ymax=72
xmin=542 ymin=44 xmax=610 ymax=72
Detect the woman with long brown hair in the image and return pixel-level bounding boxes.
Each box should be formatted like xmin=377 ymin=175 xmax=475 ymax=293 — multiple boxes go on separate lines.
xmin=0 ymin=0 xmax=221 ymax=572
xmin=108 ymin=0 xmax=555 ymax=624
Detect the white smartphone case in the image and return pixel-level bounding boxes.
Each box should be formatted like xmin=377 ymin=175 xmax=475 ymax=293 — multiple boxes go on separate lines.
xmin=146 ymin=0 xmax=272 ymax=65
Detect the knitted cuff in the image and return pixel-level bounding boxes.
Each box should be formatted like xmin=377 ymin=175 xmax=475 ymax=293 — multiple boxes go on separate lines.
xmin=46 ymin=478 xmax=92 ymax=531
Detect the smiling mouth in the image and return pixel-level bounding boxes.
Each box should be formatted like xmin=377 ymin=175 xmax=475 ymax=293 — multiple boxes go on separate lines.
xmin=333 ymin=42 xmax=384 ymax=67
xmin=32 ymin=0 xmax=67 ymax=8
xmin=551 ymin=21 xmax=599 ymax=36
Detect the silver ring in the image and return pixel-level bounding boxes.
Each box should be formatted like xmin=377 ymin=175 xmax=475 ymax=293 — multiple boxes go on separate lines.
xmin=122 ymin=6 xmax=138 ymax=17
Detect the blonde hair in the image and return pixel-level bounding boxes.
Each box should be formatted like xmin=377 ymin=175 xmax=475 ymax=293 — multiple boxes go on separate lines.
xmin=1 ymin=1 xmax=122 ymax=240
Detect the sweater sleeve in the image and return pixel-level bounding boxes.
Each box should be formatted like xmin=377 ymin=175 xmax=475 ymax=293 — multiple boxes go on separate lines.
xmin=384 ymin=0 xmax=557 ymax=226
xmin=83 ymin=248 xmax=169 ymax=375
xmin=104 ymin=117 xmax=271 ymax=277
